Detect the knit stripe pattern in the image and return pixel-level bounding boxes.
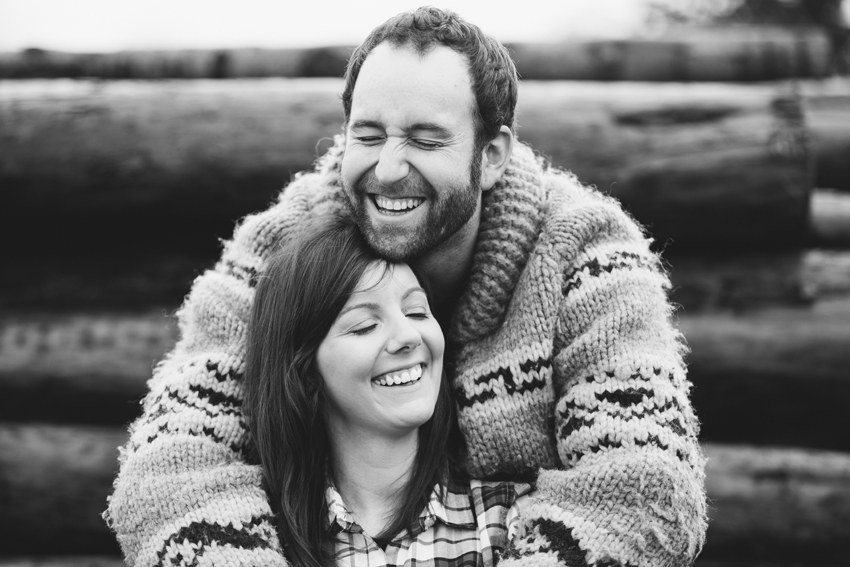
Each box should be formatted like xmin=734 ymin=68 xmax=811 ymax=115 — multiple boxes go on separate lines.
xmin=105 ymin=137 xmax=706 ymax=567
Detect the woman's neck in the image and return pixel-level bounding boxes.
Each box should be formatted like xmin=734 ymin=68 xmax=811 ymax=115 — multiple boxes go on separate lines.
xmin=329 ymin=427 xmax=418 ymax=539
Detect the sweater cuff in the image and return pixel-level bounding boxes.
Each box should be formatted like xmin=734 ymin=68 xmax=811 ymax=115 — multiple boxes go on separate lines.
xmin=501 ymin=518 xmax=591 ymax=567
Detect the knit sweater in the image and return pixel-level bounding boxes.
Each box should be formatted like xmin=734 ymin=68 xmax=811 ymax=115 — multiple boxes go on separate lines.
xmin=105 ymin=137 xmax=707 ymax=567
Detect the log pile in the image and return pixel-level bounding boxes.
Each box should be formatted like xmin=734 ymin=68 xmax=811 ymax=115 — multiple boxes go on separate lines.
xmin=0 ymin=26 xmax=834 ymax=82
xmin=2 ymin=76 xmax=850 ymax=566
xmin=7 ymin=79 xmax=850 ymax=253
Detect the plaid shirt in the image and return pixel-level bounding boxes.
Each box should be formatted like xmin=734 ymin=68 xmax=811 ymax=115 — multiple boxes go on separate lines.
xmin=326 ymin=479 xmax=532 ymax=567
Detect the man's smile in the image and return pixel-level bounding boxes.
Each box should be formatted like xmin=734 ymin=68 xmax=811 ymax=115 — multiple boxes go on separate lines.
xmin=372 ymin=195 xmax=425 ymax=214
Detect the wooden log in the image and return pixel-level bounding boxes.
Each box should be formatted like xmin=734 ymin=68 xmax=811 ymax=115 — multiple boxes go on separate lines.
xmin=809 ymin=189 xmax=850 ymax=246
xmin=0 ymin=28 xmax=831 ymax=81
xmin=681 ymin=298 xmax=850 ymax=451
xmin=807 ymin=86 xmax=850 ymax=191
xmin=0 ymin=312 xmax=178 ymax=424
xmin=701 ymin=444 xmax=850 ymax=564
xmin=0 ymin=425 xmax=124 ymax=555
xmin=0 ymin=79 xmax=344 ymax=256
xmin=799 ymin=249 xmax=850 ymax=296
xmin=667 ymin=248 xmax=850 ymax=311
xmin=0 ymin=47 xmax=345 ymax=79
xmin=510 ymin=27 xmax=831 ymax=82
xmin=2 ymin=425 xmax=848 ymax=560
xmin=517 ymin=81 xmax=810 ymax=251
xmin=0 ymin=79 xmax=810 ymax=253
xmin=0 ymin=254 xmax=208 ymax=312
xmin=2 ymin=298 xmax=849 ymax=449
xmin=0 ymin=559 xmax=123 ymax=567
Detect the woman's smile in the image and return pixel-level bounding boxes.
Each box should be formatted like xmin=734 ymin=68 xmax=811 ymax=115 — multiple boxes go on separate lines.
xmin=372 ymin=362 xmax=425 ymax=387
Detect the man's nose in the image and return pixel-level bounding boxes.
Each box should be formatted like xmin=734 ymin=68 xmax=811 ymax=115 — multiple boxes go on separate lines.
xmin=374 ymin=139 xmax=410 ymax=186
xmin=386 ymin=316 xmax=422 ymax=354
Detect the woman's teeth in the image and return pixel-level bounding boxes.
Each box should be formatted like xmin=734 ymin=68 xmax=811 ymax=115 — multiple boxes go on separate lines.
xmin=374 ymin=196 xmax=424 ymax=212
xmin=373 ymin=364 xmax=423 ymax=387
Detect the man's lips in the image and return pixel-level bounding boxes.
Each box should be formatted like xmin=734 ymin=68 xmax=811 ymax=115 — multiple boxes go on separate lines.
xmin=372 ymin=195 xmax=425 ymax=213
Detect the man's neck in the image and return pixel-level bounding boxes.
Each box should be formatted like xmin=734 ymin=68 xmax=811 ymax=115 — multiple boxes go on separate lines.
xmin=413 ymin=203 xmax=481 ymax=321
xmin=330 ymin=426 xmax=418 ymax=539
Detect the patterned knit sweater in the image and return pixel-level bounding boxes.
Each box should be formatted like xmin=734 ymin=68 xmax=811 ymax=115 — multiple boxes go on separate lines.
xmin=105 ymin=138 xmax=707 ymax=567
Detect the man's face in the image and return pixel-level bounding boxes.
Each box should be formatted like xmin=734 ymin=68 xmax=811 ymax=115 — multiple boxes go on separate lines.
xmin=341 ymin=42 xmax=482 ymax=262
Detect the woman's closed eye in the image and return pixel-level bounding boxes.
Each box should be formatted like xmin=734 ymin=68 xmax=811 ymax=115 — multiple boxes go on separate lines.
xmin=349 ymin=323 xmax=378 ymax=335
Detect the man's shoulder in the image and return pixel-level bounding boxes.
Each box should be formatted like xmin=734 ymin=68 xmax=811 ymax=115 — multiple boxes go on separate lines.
xmin=219 ymin=142 xmax=347 ymax=267
xmin=538 ymin=166 xmax=648 ymax=249
xmin=540 ymin=166 xmax=618 ymax=214
xmin=508 ymin=140 xmax=630 ymax=223
xmin=279 ymin=143 xmax=345 ymax=203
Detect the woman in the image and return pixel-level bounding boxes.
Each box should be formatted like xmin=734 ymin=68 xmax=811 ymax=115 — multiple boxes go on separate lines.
xmin=244 ymin=212 xmax=529 ymax=567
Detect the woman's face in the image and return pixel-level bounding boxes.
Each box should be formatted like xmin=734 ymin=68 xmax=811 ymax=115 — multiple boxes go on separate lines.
xmin=316 ymin=262 xmax=444 ymax=440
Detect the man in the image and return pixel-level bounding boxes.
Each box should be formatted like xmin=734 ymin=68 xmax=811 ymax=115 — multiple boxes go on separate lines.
xmin=106 ymin=8 xmax=707 ymax=567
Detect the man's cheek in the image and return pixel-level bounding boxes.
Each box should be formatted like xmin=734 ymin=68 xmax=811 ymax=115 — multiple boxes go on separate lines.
xmin=341 ymin=156 xmax=368 ymax=192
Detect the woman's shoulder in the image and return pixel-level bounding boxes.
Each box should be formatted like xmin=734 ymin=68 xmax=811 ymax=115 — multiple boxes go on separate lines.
xmin=467 ymin=478 xmax=533 ymax=498
xmin=463 ymin=479 xmax=534 ymax=519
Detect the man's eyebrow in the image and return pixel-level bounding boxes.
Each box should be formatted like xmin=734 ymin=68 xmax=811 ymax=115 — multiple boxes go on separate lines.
xmin=350 ymin=119 xmax=384 ymax=130
xmin=408 ymin=123 xmax=452 ymax=137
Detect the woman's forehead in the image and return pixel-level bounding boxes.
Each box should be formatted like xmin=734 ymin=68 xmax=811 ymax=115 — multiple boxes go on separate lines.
xmin=352 ymin=262 xmax=420 ymax=296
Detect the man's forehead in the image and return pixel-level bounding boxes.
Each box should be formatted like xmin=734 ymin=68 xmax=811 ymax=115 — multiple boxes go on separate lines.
xmin=349 ymin=42 xmax=475 ymax=124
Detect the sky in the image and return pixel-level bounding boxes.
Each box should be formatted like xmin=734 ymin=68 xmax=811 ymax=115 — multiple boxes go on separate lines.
xmin=0 ymin=0 xmax=651 ymax=53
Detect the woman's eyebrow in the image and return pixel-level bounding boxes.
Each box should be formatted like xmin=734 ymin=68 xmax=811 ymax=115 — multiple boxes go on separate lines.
xmin=402 ymin=287 xmax=427 ymax=300
xmin=338 ymin=301 xmax=380 ymax=317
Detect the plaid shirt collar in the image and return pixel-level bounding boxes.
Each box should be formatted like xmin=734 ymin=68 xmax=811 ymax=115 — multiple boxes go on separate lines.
xmin=325 ymin=483 xmax=476 ymax=538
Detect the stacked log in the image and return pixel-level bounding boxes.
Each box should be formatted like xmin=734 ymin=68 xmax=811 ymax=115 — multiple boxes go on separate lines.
xmin=0 ymin=27 xmax=832 ymax=82
xmin=510 ymin=27 xmax=832 ymax=82
xmin=2 ymin=77 xmax=850 ymax=565
xmin=0 ymin=426 xmax=125 ymax=555
xmin=806 ymin=83 xmax=850 ymax=191
xmin=4 ymin=79 xmax=838 ymax=252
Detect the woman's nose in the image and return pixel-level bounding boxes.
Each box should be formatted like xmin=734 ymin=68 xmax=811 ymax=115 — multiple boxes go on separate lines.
xmin=386 ymin=316 xmax=422 ymax=353
xmin=374 ymin=139 xmax=410 ymax=186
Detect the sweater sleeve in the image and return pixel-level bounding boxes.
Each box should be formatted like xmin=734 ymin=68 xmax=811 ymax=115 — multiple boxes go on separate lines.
xmin=104 ymin=155 xmax=345 ymax=566
xmin=500 ymin=183 xmax=707 ymax=567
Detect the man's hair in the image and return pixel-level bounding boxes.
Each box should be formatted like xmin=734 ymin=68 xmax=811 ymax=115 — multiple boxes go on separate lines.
xmin=341 ymin=6 xmax=519 ymax=147
xmin=244 ymin=210 xmax=465 ymax=567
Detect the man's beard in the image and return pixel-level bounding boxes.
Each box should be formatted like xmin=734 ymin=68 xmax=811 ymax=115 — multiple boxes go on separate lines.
xmin=348 ymin=154 xmax=482 ymax=262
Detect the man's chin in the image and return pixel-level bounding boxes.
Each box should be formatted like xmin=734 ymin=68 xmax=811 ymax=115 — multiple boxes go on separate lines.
xmin=353 ymin=205 xmax=430 ymax=261
xmin=363 ymin=232 xmax=419 ymax=262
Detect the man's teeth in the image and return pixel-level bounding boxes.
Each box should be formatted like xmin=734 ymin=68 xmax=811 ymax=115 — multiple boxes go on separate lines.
xmin=375 ymin=196 xmax=424 ymax=212
xmin=373 ymin=364 xmax=423 ymax=386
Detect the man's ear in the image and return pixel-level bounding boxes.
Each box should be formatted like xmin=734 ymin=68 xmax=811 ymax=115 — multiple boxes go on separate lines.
xmin=480 ymin=125 xmax=514 ymax=191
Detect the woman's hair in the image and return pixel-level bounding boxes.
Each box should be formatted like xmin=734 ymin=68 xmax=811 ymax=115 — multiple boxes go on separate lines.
xmin=244 ymin=212 xmax=464 ymax=567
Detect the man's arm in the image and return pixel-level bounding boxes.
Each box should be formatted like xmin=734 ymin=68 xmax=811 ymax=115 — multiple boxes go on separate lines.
xmin=502 ymin=178 xmax=707 ymax=567
xmin=104 ymin=146 xmax=345 ymax=566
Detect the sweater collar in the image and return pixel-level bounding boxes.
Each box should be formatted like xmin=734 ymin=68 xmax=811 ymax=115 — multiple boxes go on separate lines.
xmin=448 ymin=142 xmax=546 ymax=344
